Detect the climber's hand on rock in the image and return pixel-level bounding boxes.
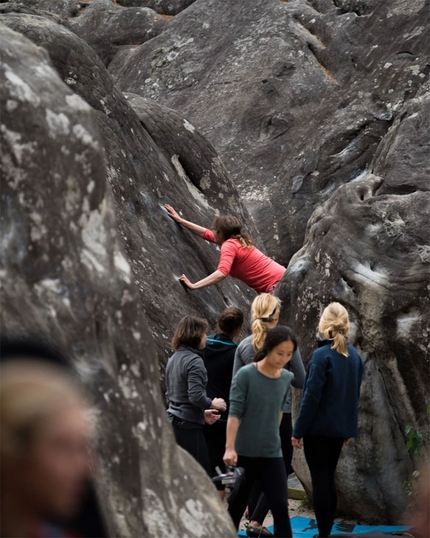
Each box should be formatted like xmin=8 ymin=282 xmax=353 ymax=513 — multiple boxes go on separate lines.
xmin=344 ymin=438 xmax=350 ymax=446
xmin=291 ymin=437 xmax=302 ymax=449
xmin=179 ymin=274 xmax=195 ymax=289
xmin=165 ymin=204 xmax=182 ymax=223
xmin=204 ymin=409 xmax=221 ymax=425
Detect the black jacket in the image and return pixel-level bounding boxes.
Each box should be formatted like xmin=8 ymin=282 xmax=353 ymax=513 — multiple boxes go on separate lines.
xmin=203 ymin=334 xmax=237 ymax=420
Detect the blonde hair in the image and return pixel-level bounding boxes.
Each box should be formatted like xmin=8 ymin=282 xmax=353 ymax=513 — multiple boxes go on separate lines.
xmin=318 ymin=302 xmax=350 ymax=357
xmin=251 ymin=294 xmax=281 ymax=351
xmin=0 ymin=361 xmax=84 ymax=457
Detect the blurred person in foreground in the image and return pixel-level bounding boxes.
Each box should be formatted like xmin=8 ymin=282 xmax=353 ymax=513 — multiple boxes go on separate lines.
xmin=0 ymin=343 xmax=93 ymax=538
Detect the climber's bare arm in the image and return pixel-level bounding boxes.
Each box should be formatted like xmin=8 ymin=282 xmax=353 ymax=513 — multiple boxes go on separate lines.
xmin=164 ymin=204 xmax=207 ymax=238
xmin=179 ymin=271 xmax=226 ymax=290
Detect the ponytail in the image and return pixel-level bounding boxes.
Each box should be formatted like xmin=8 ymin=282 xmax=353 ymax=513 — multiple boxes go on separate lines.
xmin=251 ymin=318 xmax=269 ymax=351
xmin=318 ymin=302 xmax=350 ymax=357
xmin=250 ymin=294 xmax=282 ymax=351
xmin=231 ymin=233 xmax=254 ymax=249
xmin=332 ymin=332 xmax=348 ymax=356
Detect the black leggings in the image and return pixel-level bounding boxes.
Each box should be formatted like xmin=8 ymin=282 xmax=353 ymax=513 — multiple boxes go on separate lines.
xmin=228 ymin=456 xmax=292 ymax=538
xmin=203 ymin=420 xmax=227 ymax=490
xmin=248 ymin=413 xmax=293 ymax=524
xmin=171 ymin=417 xmax=211 ymax=476
xmin=304 ymin=435 xmax=344 ymax=538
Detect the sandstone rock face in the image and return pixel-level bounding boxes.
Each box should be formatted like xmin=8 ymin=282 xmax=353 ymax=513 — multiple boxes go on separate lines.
xmin=115 ymin=0 xmax=196 ymax=16
xmin=68 ymin=0 xmax=166 ymax=66
xmin=278 ymin=86 xmax=430 ymax=522
xmin=0 ymin=8 xmax=256 ymax=382
xmin=0 ymin=21 xmax=238 ymax=538
xmin=109 ymin=0 xmax=429 ymax=267
xmin=1 ymin=0 xmax=429 ymax=527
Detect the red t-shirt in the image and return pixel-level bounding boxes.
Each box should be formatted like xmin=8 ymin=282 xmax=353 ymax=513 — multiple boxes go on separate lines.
xmin=202 ymin=230 xmax=286 ymax=294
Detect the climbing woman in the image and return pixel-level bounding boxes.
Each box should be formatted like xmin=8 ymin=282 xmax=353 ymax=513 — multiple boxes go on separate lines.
xmin=166 ymin=316 xmax=227 ymax=476
xmin=164 ymin=204 xmax=286 ymax=294
xmin=224 ymin=326 xmax=296 ymax=538
xmin=203 ymin=307 xmax=244 ymax=500
xmin=233 ymin=294 xmax=305 ymax=536
xmin=292 ymin=303 xmax=364 ymax=538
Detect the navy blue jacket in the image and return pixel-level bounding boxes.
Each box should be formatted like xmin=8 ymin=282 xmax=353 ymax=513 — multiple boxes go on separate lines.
xmin=292 ymin=340 xmax=364 ymax=439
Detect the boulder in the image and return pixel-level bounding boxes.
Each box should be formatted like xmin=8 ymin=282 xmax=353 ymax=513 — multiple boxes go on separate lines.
xmin=7 ymin=0 xmax=79 ymax=17
xmin=0 ymin=8 xmax=257 ymax=384
xmin=278 ymin=85 xmax=430 ymax=523
xmin=0 ymin=23 xmax=237 ymax=538
xmin=67 ymin=0 xmax=167 ymax=67
xmin=109 ymin=0 xmax=429 ymax=266
xmin=115 ymin=0 xmax=197 ymax=16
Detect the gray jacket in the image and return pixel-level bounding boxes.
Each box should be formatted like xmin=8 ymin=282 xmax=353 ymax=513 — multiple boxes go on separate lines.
xmin=166 ymin=346 xmax=212 ymax=425
xmin=233 ymin=334 xmax=305 ymax=413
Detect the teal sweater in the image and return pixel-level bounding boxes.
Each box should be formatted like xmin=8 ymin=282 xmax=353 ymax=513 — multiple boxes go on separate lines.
xmin=229 ymin=363 xmax=293 ymax=458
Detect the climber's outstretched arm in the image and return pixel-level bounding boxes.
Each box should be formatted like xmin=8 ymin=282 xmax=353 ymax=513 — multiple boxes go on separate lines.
xmin=180 ymin=271 xmax=226 ymax=290
xmin=165 ymin=204 xmax=207 ymax=238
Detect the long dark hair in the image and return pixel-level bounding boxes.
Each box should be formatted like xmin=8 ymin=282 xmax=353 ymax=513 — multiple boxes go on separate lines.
xmin=212 ymin=215 xmax=254 ymax=248
xmin=254 ymin=326 xmax=297 ymax=362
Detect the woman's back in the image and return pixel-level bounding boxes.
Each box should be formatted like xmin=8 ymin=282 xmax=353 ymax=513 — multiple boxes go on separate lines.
xmin=166 ymin=346 xmax=211 ymax=425
xmin=203 ymin=334 xmax=236 ymax=420
xmin=293 ymin=341 xmax=364 ymax=439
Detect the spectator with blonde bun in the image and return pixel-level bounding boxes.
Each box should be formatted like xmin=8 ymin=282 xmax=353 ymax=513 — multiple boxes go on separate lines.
xmin=292 ymin=303 xmax=364 ymax=538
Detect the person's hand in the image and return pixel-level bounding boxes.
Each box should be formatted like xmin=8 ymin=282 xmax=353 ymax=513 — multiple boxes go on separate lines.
xmin=179 ymin=274 xmax=196 ymax=290
xmin=223 ymin=447 xmax=238 ymax=467
xmin=211 ymin=398 xmax=227 ymax=412
xmin=344 ymin=438 xmax=350 ymax=446
xmin=165 ymin=204 xmax=183 ymax=223
xmin=204 ymin=409 xmax=221 ymax=425
xmin=291 ymin=437 xmax=302 ymax=449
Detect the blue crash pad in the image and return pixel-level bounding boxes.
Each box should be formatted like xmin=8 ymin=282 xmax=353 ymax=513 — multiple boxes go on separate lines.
xmin=238 ymin=516 xmax=411 ymax=536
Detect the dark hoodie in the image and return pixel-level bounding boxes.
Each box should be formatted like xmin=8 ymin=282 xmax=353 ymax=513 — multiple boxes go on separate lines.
xmin=203 ymin=333 xmax=237 ymax=421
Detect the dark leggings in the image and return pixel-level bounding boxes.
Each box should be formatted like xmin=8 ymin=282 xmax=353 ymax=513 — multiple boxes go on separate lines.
xmin=304 ymin=435 xmax=344 ymax=538
xmin=248 ymin=413 xmax=293 ymax=524
xmin=203 ymin=420 xmax=228 ymax=490
xmin=171 ymin=417 xmax=211 ymax=476
xmin=228 ymin=456 xmax=292 ymax=538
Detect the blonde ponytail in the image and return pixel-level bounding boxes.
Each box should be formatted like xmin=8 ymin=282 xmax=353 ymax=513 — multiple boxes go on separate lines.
xmin=250 ymin=294 xmax=281 ymax=351
xmin=318 ymin=302 xmax=350 ymax=357
xmin=251 ymin=318 xmax=268 ymax=351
